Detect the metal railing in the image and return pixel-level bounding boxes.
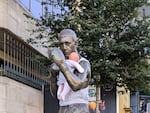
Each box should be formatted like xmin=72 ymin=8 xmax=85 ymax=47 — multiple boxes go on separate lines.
xmin=0 ymin=28 xmax=50 ymax=90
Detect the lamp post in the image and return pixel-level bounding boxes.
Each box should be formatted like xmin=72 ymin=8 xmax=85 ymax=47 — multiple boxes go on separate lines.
xmin=96 ymin=74 xmax=101 ymax=113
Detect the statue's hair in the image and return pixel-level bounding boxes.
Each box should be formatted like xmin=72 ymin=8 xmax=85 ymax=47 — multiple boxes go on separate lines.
xmin=58 ymin=29 xmax=78 ymax=41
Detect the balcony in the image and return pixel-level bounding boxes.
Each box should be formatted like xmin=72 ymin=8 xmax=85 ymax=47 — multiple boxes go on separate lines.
xmin=0 ymin=27 xmax=50 ymax=90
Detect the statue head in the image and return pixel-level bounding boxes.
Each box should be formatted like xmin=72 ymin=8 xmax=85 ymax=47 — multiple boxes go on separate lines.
xmin=58 ymin=29 xmax=78 ymax=42
xmin=58 ymin=29 xmax=78 ymax=58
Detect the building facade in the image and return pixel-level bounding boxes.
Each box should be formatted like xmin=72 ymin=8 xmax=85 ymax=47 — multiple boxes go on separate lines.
xmin=0 ymin=0 xmax=58 ymax=113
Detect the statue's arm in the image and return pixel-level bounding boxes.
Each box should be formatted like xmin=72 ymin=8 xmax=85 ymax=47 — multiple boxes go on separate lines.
xmin=58 ymin=60 xmax=91 ymax=91
xmin=49 ymin=63 xmax=59 ymax=98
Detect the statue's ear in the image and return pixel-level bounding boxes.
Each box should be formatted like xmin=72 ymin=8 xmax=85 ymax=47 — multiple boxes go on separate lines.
xmin=75 ymin=37 xmax=81 ymax=47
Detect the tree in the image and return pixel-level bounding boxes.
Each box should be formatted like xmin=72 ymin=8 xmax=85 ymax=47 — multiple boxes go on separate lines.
xmin=26 ymin=0 xmax=150 ymax=94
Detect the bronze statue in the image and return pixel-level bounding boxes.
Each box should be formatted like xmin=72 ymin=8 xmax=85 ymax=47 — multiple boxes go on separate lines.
xmin=49 ymin=29 xmax=91 ymax=113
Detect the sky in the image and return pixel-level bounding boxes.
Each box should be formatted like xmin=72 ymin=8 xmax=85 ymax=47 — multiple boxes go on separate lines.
xmin=18 ymin=0 xmax=63 ymax=19
xmin=18 ymin=0 xmax=43 ymax=19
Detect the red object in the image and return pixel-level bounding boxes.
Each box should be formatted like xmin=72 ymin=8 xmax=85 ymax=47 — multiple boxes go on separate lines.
xmin=69 ymin=52 xmax=79 ymax=62
xmin=100 ymin=101 xmax=105 ymax=110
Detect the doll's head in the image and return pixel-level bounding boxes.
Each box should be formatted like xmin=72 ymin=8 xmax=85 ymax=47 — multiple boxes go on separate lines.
xmin=69 ymin=52 xmax=79 ymax=62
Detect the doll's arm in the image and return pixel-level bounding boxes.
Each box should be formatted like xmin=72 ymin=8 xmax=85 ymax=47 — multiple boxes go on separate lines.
xmin=66 ymin=60 xmax=84 ymax=73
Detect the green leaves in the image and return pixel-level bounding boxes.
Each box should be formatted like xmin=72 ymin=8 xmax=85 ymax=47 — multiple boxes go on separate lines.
xmin=27 ymin=0 xmax=150 ymax=94
xmin=75 ymin=0 xmax=150 ymax=93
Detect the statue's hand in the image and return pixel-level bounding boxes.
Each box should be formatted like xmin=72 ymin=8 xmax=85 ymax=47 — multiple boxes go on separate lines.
xmin=48 ymin=48 xmax=65 ymax=66
xmin=52 ymin=54 xmax=64 ymax=66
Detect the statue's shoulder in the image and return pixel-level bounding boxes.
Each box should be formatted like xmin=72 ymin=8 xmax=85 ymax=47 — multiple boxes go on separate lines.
xmin=79 ymin=57 xmax=90 ymax=66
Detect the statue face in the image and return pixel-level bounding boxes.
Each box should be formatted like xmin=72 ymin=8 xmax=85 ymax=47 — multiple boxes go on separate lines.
xmin=59 ymin=36 xmax=76 ymax=59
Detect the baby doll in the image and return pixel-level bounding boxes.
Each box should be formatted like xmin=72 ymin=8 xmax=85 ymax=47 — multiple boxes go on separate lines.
xmin=57 ymin=52 xmax=84 ymax=100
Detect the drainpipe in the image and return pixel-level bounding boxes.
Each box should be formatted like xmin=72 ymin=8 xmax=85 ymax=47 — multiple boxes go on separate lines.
xmin=116 ymin=86 xmax=119 ymax=113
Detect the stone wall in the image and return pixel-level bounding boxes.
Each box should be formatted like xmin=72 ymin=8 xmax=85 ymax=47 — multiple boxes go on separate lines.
xmin=0 ymin=0 xmax=48 ymax=57
xmin=0 ymin=76 xmax=43 ymax=113
xmin=0 ymin=0 xmax=33 ymax=40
